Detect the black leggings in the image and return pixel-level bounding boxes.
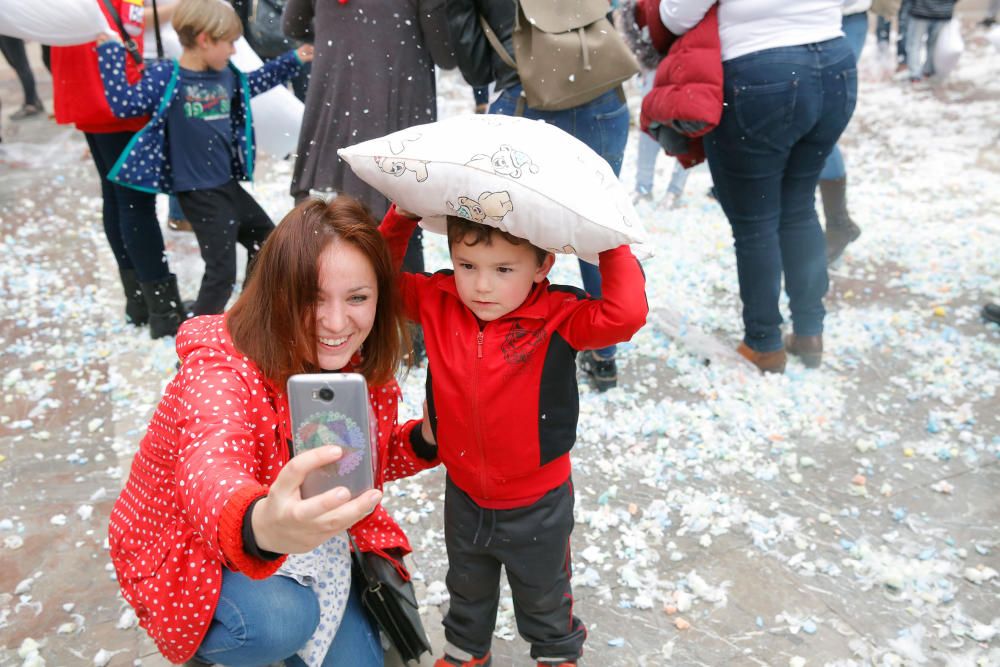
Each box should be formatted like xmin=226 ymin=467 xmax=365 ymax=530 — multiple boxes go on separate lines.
xmin=177 ymin=181 xmax=274 ymax=315
xmin=0 ymin=36 xmax=41 ymax=106
xmin=84 ymin=131 xmax=171 ymax=283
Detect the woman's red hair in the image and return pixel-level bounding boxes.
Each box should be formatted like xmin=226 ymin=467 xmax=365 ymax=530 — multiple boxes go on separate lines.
xmin=227 ymin=197 xmax=410 ymax=388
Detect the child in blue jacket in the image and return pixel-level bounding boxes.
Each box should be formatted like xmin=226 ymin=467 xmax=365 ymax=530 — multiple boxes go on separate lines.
xmin=97 ymin=0 xmax=313 ymax=315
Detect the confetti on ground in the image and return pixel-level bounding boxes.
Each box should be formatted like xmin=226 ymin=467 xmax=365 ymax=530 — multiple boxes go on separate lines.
xmin=1 ymin=20 xmax=999 ymax=667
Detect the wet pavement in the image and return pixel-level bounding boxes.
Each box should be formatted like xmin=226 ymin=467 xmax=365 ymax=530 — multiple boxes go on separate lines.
xmin=2 ymin=17 xmax=1000 ymax=667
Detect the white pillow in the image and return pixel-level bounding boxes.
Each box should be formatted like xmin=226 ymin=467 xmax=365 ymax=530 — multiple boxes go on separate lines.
xmin=337 ymin=114 xmax=647 ymax=265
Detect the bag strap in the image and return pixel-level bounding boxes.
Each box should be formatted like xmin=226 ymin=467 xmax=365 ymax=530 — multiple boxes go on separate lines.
xmin=100 ymin=0 xmax=143 ymax=65
xmin=151 ymin=0 xmax=164 ymax=59
xmin=478 ymin=14 xmax=517 ymax=71
xmin=347 ymin=533 xmax=380 ymax=590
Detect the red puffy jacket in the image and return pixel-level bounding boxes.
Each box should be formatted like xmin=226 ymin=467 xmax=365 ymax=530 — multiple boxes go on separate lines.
xmin=637 ymin=2 xmax=723 ymax=168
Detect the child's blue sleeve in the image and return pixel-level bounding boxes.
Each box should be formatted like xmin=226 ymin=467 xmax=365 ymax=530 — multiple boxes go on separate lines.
xmin=96 ymin=42 xmax=167 ymax=118
xmin=245 ymin=51 xmax=302 ymax=98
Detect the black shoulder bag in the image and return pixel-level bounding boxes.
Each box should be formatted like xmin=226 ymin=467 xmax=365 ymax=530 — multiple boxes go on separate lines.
xmin=348 ymin=534 xmax=432 ymax=663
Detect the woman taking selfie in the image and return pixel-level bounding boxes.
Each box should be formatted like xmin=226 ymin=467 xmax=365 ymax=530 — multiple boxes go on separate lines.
xmin=108 ymin=197 xmax=437 ymax=666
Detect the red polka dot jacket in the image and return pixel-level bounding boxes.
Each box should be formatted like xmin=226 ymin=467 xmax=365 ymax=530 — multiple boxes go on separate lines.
xmin=108 ymin=315 xmax=437 ymax=663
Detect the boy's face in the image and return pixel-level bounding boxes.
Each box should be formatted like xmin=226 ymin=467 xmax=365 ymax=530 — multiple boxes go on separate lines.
xmin=200 ymin=34 xmax=236 ymax=71
xmin=451 ymin=233 xmax=554 ymax=322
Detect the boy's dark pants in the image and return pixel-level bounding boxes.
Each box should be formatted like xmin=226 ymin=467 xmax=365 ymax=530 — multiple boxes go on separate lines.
xmin=443 ymin=476 xmax=586 ymax=662
xmin=177 ymin=180 xmax=274 ymax=315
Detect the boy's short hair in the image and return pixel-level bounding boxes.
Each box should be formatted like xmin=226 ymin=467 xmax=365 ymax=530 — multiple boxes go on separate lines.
xmin=173 ymin=0 xmax=243 ymax=49
xmin=446 ymin=215 xmax=550 ymax=266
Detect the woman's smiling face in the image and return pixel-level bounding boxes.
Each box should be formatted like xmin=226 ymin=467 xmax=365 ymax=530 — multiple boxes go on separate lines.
xmin=314 ymin=240 xmax=378 ymax=370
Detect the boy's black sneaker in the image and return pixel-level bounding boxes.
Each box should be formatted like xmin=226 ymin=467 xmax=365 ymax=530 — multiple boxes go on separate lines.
xmin=578 ymin=351 xmax=617 ymax=392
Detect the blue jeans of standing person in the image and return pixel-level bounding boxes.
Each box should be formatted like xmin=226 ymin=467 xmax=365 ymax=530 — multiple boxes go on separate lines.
xmin=820 ymin=11 xmax=868 ymax=181
xmin=193 ymin=569 xmax=382 ymax=667
xmin=906 ymin=17 xmax=946 ymax=79
xmin=490 ymin=84 xmax=630 ymax=360
xmin=704 ymin=38 xmax=858 ymax=353
xmin=876 ymin=0 xmax=912 ymax=63
xmin=84 ymin=131 xmax=171 ymax=283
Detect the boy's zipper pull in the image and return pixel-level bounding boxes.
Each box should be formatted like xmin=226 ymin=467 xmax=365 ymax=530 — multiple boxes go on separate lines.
xmin=477 ymin=331 xmax=484 ymax=359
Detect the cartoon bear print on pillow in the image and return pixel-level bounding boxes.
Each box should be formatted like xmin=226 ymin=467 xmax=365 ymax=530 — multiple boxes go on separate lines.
xmin=448 ymin=191 xmax=513 ymax=225
xmin=373 ymin=156 xmax=429 ymax=182
xmin=465 ymin=145 xmax=540 ymax=179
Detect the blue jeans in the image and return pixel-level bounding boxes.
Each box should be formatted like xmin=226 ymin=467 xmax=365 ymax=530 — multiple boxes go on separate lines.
xmin=820 ymin=11 xmax=868 ymax=181
xmin=906 ymin=17 xmax=946 ymax=79
xmin=876 ymin=1 xmax=911 ymax=62
xmin=194 ymin=569 xmax=382 ymax=667
xmin=635 ymin=70 xmax=659 ymax=194
xmin=490 ymin=84 xmax=630 ymax=359
xmin=704 ymin=38 xmax=857 ymax=352
xmin=168 ymin=195 xmax=186 ymax=222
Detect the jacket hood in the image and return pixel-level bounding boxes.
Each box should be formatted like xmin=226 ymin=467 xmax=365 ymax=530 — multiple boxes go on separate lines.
xmin=175 ymin=315 xmax=239 ymax=365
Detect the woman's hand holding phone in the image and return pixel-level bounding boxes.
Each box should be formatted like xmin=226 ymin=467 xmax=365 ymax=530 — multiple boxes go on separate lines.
xmin=251 ymin=445 xmax=382 ymax=555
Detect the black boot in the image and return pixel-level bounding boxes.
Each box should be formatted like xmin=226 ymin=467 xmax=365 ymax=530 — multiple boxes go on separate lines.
xmin=118 ymin=267 xmax=148 ymax=326
xmin=819 ymin=177 xmax=861 ymax=264
xmin=139 ymin=274 xmax=188 ymax=339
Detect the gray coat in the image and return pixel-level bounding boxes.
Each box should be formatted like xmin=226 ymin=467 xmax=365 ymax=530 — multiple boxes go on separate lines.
xmin=283 ymin=0 xmax=455 ymax=214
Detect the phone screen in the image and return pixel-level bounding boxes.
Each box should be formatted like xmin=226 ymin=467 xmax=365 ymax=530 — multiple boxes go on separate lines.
xmin=287 ymin=373 xmax=376 ymax=500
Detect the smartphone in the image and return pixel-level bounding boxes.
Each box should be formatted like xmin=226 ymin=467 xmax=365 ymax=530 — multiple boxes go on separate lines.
xmin=287 ymin=373 xmax=377 ymax=500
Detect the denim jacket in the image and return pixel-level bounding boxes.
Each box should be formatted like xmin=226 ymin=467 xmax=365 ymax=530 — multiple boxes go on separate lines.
xmin=96 ymin=42 xmax=301 ymax=194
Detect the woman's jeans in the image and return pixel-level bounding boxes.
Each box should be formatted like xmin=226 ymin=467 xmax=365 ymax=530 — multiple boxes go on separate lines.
xmin=704 ymin=38 xmax=858 ymax=352
xmin=84 ymin=131 xmax=171 ymax=283
xmin=906 ymin=17 xmax=947 ymax=79
xmin=820 ymin=11 xmax=868 ymax=181
xmin=490 ymin=84 xmax=630 ymax=360
xmin=876 ymin=0 xmax=911 ymax=63
xmin=194 ymin=569 xmax=382 ymax=667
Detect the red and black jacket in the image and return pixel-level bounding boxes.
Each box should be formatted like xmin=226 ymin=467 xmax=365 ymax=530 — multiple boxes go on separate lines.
xmin=380 ymin=208 xmax=648 ymax=509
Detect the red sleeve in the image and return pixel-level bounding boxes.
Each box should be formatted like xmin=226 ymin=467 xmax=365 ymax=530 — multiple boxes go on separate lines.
xmin=638 ymin=0 xmax=678 ymax=54
xmin=377 ymin=206 xmax=434 ymax=324
xmin=557 ymin=246 xmax=648 ymax=350
xmin=218 ymin=485 xmax=287 ymax=578
xmin=378 ymin=205 xmax=419 ymax=272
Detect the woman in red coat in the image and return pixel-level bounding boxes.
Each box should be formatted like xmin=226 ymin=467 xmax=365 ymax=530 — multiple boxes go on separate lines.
xmin=108 ymin=197 xmax=438 ymax=665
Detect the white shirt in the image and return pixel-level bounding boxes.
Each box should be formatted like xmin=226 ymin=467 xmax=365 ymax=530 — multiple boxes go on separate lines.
xmin=659 ymin=0 xmax=846 ymax=61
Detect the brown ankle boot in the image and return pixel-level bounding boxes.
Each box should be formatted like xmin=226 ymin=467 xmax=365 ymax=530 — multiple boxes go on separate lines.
xmin=737 ymin=342 xmax=787 ymax=374
xmin=784 ymin=334 xmax=823 ymax=368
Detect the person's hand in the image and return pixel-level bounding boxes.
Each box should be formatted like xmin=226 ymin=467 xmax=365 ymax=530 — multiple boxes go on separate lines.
xmin=297 ymin=44 xmax=314 ymax=63
xmin=671 ymin=119 xmax=709 ymax=137
xmin=649 ymin=121 xmax=690 ymax=156
xmin=250 ymin=445 xmax=382 ymax=554
xmin=96 ymin=32 xmax=119 ymax=46
xmin=420 ymin=400 xmax=436 ymax=445
xmin=394 ymin=204 xmax=420 ymax=220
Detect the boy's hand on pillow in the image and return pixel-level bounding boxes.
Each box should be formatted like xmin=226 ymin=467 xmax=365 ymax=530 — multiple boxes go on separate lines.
xmin=394 ymin=204 xmax=421 ymax=220
xmin=296 ymin=44 xmax=314 ymax=63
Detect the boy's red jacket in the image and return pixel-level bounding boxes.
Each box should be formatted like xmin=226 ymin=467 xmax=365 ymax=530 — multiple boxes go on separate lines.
xmin=380 ymin=209 xmax=648 ymax=509
xmin=638 ymin=3 xmax=723 ymax=168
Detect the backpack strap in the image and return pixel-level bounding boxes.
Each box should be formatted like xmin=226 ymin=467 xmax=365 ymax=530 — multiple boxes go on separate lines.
xmin=99 ymin=0 xmax=143 ymax=65
xmin=478 ymin=14 xmax=517 ymax=70
xmin=151 ymin=0 xmax=164 ymax=59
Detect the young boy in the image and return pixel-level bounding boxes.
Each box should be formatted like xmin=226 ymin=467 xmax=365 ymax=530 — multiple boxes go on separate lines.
xmin=96 ymin=0 xmax=313 ymax=316
xmin=379 ymin=207 xmax=648 ymax=667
